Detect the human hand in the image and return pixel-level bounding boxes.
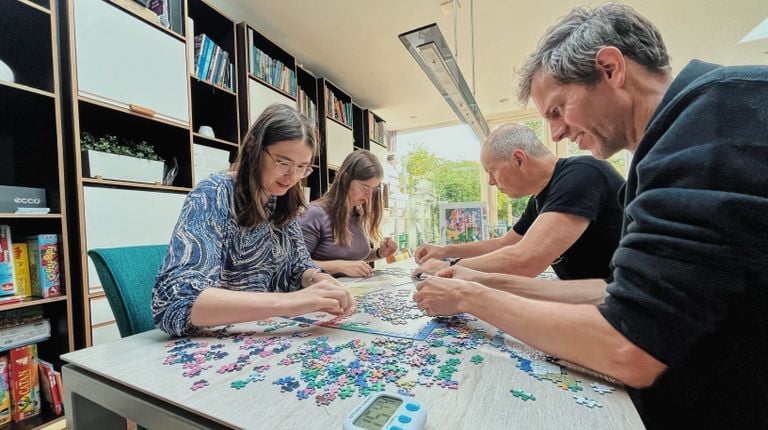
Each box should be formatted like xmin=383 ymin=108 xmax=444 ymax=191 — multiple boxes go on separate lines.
xmin=434 ymin=265 xmax=485 ymax=283
xmin=412 ymin=259 xmax=449 ymax=278
xmin=413 ymin=276 xmax=478 ymax=316
xmin=377 ymin=237 xmax=398 ymax=258
xmin=413 ymin=244 xmax=446 ymax=264
xmin=286 ymin=280 xmax=356 ymax=316
xmin=335 ymin=260 xmax=374 ymax=278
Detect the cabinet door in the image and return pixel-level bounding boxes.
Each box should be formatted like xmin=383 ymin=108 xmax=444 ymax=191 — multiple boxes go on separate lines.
xmin=325 ymin=120 xmax=354 ymax=169
xmin=248 ymin=79 xmax=295 ymax=127
xmin=83 ymin=186 xmax=186 ymax=291
xmin=74 ymin=0 xmax=189 ymax=125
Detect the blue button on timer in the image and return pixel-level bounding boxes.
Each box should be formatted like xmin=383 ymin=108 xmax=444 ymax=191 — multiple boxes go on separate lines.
xmin=405 ymin=403 xmax=420 ymax=412
xmin=389 ymin=427 xmax=403 ymax=430
xmin=398 ymin=415 xmax=412 ymax=424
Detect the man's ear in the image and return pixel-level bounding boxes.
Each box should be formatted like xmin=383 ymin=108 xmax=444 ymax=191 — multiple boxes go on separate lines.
xmin=595 ymin=46 xmax=626 ymax=88
xmin=512 ymin=149 xmax=527 ymax=168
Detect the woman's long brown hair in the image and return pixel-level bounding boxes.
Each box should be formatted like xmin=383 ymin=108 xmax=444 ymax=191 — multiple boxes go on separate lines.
xmin=232 ymin=104 xmax=317 ymax=228
xmin=318 ymin=150 xmax=384 ymax=244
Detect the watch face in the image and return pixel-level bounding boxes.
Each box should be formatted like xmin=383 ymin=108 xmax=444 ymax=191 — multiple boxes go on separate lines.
xmin=353 ymin=395 xmax=402 ymax=429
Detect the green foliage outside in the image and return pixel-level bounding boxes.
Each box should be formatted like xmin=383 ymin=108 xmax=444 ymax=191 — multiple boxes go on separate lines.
xmin=402 ymin=145 xmax=530 ymax=240
xmin=565 ymin=141 xmax=627 ymax=177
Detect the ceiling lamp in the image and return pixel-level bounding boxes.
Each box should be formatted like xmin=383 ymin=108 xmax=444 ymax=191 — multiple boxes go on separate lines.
xmin=399 ymin=23 xmax=489 ymax=141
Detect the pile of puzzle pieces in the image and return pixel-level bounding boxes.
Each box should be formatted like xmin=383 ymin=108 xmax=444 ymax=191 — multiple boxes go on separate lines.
xmin=162 ymin=315 xmax=615 ymax=410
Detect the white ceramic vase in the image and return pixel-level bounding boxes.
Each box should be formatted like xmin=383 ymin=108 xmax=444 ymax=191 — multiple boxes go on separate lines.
xmin=0 ymin=59 xmax=14 ymax=83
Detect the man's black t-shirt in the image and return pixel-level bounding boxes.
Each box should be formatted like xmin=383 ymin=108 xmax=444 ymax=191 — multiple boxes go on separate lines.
xmin=513 ymin=156 xmax=624 ymax=280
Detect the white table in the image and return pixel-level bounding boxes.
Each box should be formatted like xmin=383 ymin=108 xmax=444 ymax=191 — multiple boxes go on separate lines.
xmin=62 ymin=272 xmax=644 ymax=429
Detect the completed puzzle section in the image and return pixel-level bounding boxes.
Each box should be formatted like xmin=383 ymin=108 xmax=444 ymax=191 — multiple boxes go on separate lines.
xmin=293 ymin=278 xmax=438 ymax=340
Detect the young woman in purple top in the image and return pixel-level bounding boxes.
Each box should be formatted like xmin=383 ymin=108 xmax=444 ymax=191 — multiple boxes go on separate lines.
xmin=299 ymin=150 xmax=397 ymax=277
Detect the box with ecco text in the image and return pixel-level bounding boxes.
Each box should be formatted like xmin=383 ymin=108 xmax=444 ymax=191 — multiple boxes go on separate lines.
xmin=0 ymin=186 xmax=46 ymax=213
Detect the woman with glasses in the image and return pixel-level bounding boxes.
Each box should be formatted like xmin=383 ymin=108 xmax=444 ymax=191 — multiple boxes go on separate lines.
xmin=299 ymin=150 xmax=397 ymax=277
xmin=152 ymin=104 xmax=354 ymax=336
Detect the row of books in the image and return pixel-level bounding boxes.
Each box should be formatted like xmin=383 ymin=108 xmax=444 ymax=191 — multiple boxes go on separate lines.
xmin=298 ymin=88 xmax=317 ymax=124
xmin=369 ymin=112 xmax=387 ymax=145
xmin=248 ymin=29 xmax=296 ymax=97
xmin=0 ymin=344 xmax=63 ymax=424
xmin=325 ymin=87 xmax=352 ymax=127
xmin=0 ymin=225 xmax=61 ymax=304
xmin=193 ymin=33 xmax=234 ymax=91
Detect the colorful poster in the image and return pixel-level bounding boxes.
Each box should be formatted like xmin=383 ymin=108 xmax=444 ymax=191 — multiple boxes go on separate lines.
xmin=438 ymin=202 xmax=487 ymax=245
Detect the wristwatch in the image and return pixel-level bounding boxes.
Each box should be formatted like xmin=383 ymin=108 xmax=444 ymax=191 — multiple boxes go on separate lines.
xmin=449 ymin=258 xmax=462 ymax=266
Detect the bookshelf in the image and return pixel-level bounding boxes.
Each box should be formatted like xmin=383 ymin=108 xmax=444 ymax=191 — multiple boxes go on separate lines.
xmin=59 ymin=0 xmax=200 ymax=347
xmin=364 ymin=109 xmax=388 ymax=150
xmin=236 ymin=22 xmax=297 ymax=138
xmin=317 ymin=77 xmax=354 ymax=193
xmin=0 ymin=0 xmax=73 ymax=427
xmin=297 ymin=66 xmax=321 ymax=201
xmin=187 ymin=0 xmax=240 ymax=186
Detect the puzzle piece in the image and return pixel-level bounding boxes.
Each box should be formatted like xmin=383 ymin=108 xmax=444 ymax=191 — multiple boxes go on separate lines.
xmin=573 ymin=396 xmax=603 ymax=408
xmin=510 ymin=389 xmax=536 ymax=401
xmin=470 ymin=355 xmax=484 ymax=364
xmin=590 ymin=383 xmax=615 ymax=395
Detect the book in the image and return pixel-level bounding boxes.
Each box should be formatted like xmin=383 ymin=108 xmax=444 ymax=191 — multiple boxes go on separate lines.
xmin=0 ymin=355 xmax=10 ymax=425
xmin=148 ymin=0 xmax=169 ymax=28
xmin=12 ymin=243 xmax=31 ymax=298
xmin=26 ymin=235 xmax=61 ymax=298
xmin=0 ymin=308 xmax=43 ymax=329
xmin=0 ymin=226 xmax=16 ymax=297
xmin=0 ymin=319 xmax=51 ymax=353
xmin=53 ymin=371 xmax=63 ymax=413
xmin=37 ymin=359 xmax=61 ymax=416
xmin=9 ymin=344 xmax=40 ymax=422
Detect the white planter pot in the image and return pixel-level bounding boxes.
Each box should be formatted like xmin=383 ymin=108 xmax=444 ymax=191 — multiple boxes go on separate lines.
xmin=82 ymin=150 xmax=165 ymax=184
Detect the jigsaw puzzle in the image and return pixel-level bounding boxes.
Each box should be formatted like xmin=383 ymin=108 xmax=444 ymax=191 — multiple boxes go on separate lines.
xmin=292 ymin=278 xmax=438 ymax=340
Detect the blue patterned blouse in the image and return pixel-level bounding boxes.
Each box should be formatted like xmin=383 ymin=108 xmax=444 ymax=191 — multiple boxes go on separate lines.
xmin=152 ymin=173 xmax=318 ymax=336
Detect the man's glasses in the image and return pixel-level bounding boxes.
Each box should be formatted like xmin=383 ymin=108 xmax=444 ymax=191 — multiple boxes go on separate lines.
xmin=264 ymin=149 xmax=313 ymax=179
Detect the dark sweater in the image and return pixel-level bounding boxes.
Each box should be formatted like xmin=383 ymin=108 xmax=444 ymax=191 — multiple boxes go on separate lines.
xmin=598 ymin=60 xmax=768 ymax=429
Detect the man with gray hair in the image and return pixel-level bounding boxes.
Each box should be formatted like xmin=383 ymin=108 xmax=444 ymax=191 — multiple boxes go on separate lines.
xmin=414 ymin=3 xmax=768 ymax=428
xmin=413 ymin=123 xmax=624 ymax=295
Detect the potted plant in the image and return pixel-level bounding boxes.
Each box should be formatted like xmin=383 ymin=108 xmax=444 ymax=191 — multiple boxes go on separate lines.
xmin=81 ymin=132 xmax=165 ymax=184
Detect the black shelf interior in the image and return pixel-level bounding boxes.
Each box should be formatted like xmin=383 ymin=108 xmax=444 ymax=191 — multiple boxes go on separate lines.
xmin=0 ymin=85 xmax=61 ymax=213
xmin=190 ymin=79 xmax=238 ymax=144
xmin=0 ymin=1 xmax=54 ymax=92
xmin=77 ymin=101 xmax=193 ymax=188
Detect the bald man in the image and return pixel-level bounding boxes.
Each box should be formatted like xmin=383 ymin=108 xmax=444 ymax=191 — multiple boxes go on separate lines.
xmin=414 ymin=124 xmax=624 ymax=292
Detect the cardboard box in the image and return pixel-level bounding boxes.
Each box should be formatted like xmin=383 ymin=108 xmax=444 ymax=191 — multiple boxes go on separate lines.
xmin=0 ymin=186 xmax=46 ymax=214
xmin=0 ymin=355 xmax=10 ymax=425
xmin=9 ymin=345 xmax=40 ymax=423
xmin=26 ymin=235 xmax=61 ymax=298
xmin=12 ymin=244 xmax=31 ymax=298
xmin=0 ymin=226 xmax=16 ymax=296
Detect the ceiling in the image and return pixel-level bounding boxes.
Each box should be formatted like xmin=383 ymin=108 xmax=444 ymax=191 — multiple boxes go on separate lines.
xmin=207 ymin=0 xmax=768 ymax=132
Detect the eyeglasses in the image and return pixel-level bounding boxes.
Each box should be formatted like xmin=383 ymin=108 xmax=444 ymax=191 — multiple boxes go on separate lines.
xmin=356 ymin=181 xmax=381 ymax=195
xmin=264 ymin=149 xmax=313 ymax=179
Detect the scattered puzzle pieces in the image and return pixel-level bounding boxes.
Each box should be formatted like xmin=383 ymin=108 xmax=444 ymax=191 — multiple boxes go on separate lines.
xmin=511 ymin=389 xmax=536 ymax=401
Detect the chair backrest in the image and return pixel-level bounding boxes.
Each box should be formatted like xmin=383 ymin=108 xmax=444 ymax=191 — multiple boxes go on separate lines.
xmin=88 ymin=245 xmax=168 ymax=337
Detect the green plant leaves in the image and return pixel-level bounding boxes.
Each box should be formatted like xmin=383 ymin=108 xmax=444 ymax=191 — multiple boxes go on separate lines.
xmin=80 ymin=132 xmax=164 ymax=162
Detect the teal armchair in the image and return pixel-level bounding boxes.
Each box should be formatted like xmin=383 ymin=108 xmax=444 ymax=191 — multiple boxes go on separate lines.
xmin=88 ymin=245 xmax=168 ymax=337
